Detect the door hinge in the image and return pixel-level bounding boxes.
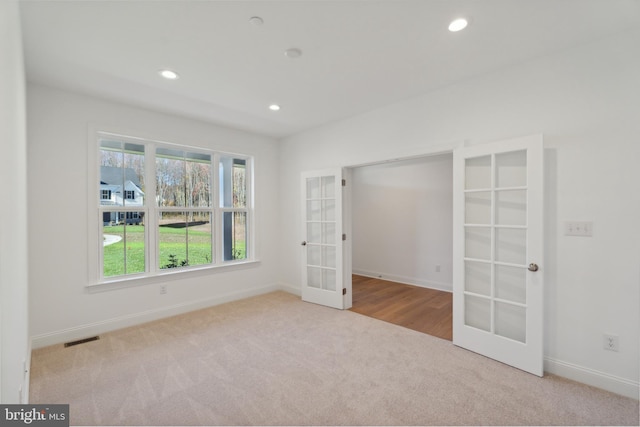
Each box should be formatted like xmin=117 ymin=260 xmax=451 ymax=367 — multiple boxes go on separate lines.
xmin=342 ymin=179 xmax=346 ymax=187
xmin=342 ymin=233 xmax=346 ymax=241
xmin=342 ymin=288 xmax=347 ymax=295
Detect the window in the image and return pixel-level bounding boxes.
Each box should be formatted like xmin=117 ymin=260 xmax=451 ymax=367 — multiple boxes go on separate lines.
xmin=96 ymin=132 xmax=253 ymax=282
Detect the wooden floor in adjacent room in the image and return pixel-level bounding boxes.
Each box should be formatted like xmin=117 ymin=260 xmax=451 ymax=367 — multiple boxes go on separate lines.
xmin=350 ymin=274 xmax=452 ymax=341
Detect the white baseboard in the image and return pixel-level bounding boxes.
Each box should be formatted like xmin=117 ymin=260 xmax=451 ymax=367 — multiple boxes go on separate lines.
xmin=545 ymin=357 xmax=639 ymax=400
xmin=278 ymin=281 xmax=301 ymax=296
xmin=31 ymin=283 xmax=280 ymax=349
xmin=352 ymin=269 xmax=452 ymax=293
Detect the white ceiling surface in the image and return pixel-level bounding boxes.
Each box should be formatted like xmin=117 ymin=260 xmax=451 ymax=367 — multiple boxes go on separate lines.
xmin=20 ymin=1 xmax=640 ymax=138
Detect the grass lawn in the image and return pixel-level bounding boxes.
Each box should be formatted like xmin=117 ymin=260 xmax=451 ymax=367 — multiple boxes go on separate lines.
xmin=103 ymin=224 xmax=246 ymax=277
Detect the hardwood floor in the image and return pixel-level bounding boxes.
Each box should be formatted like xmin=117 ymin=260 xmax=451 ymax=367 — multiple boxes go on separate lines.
xmin=350 ymin=275 xmax=452 ymax=341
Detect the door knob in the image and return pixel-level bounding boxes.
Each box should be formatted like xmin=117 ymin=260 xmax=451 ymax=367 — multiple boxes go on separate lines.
xmin=528 ymin=263 xmax=539 ymax=272
xmin=301 ymin=241 xmax=307 ymax=246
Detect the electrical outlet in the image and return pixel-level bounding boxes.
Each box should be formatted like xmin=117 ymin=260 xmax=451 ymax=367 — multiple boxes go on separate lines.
xmin=160 ymin=285 xmax=167 ymax=295
xmin=603 ymin=334 xmax=619 ymax=352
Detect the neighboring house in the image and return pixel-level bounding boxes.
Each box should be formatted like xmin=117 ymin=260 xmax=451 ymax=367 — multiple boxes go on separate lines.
xmin=100 ymin=166 xmax=145 ymax=225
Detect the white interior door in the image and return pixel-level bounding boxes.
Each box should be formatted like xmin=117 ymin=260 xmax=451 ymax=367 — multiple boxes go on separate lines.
xmin=453 ymin=135 xmax=544 ymax=376
xmin=301 ymin=169 xmax=344 ymax=309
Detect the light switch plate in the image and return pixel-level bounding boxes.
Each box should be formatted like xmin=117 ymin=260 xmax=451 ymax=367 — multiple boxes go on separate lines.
xmin=564 ymin=221 xmax=593 ymax=237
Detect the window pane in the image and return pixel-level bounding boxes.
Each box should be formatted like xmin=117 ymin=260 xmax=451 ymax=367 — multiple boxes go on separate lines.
xmin=220 ymin=157 xmax=246 ymax=208
xmin=186 ymin=157 xmax=212 ymax=208
xmin=156 ymin=155 xmax=186 ymax=207
xmin=187 ymin=212 xmax=213 ymax=266
xmin=159 ymin=211 xmax=213 ymax=268
xmin=157 ymin=148 xmax=211 ymax=208
xmin=223 ymin=211 xmax=247 ymax=261
xmin=100 ymin=140 xmax=144 ymax=207
xmin=159 ymin=212 xmax=188 ymax=269
xmin=102 ymin=212 xmax=145 ymax=277
xmin=123 ymin=144 xmax=145 ymax=206
xmin=100 ymin=143 xmax=124 ymax=206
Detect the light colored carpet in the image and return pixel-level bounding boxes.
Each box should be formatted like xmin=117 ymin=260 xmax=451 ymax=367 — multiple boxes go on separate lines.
xmin=30 ymin=291 xmax=639 ymax=426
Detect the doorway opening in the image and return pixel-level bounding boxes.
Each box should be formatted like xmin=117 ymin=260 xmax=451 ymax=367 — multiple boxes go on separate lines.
xmin=346 ymin=153 xmax=454 ymax=341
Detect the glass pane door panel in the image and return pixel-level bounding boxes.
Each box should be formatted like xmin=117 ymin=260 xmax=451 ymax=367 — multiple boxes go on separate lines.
xmin=495 ymin=228 xmax=526 ymax=264
xmin=307 ymin=267 xmax=322 ymax=289
xmin=495 ymin=302 xmax=526 ymax=343
xmin=323 ymin=246 xmax=336 ymax=268
xmin=306 ymin=177 xmax=320 ymax=199
xmin=307 ymin=245 xmax=336 ymax=268
xmin=307 ymin=200 xmax=335 ymax=221
xmin=307 ymin=267 xmax=337 ymax=291
xmin=465 ymin=261 xmax=491 ymax=296
xmin=323 ymin=269 xmax=337 ymax=291
xmin=496 ymin=150 xmax=527 ymax=188
xmin=307 ymin=200 xmax=321 ymax=221
xmin=495 ymin=265 xmax=526 ymax=304
xmin=307 ymin=223 xmax=336 ymax=244
xmin=465 ymin=227 xmax=491 ymax=260
xmin=307 ymin=223 xmax=321 ymax=243
xmin=322 ymin=223 xmax=336 ymax=244
xmin=323 ymin=200 xmax=336 ymax=221
xmin=465 ymin=156 xmax=491 ymax=190
xmin=496 ymin=190 xmax=527 ymax=226
xmin=465 ymin=192 xmax=491 ymax=224
xmin=465 ymin=295 xmax=491 ymax=332
xmin=321 ymin=176 xmax=335 ymax=198
xmin=307 ymin=245 xmax=322 ymax=266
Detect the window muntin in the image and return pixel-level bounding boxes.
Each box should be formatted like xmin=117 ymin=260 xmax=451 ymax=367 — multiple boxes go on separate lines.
xmin=97 ymin=133 xmax=252 ymax=282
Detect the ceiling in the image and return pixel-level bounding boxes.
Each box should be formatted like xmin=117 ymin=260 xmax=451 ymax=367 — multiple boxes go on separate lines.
xmin=20 ymin=0 xmax=640 ymax=138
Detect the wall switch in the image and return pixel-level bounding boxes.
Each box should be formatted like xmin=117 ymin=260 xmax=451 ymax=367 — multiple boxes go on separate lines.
xmin=160 ymin=285 xmax=167 ymax=295
xmin=603 ymin=334 xmax=619 ymax=352
xmin=564 ymin=221 xmax=593 ymax=237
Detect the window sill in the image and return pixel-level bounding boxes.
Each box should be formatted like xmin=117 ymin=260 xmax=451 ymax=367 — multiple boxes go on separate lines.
xmin=86 ymin=260 xmax=261 ymax=293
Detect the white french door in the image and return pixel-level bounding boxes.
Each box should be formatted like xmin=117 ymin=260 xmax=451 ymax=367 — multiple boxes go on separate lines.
xmin=301 ymin=169 xmax=345 ymax=309
xmin=453 ymin=135 xmax=544 ymax=376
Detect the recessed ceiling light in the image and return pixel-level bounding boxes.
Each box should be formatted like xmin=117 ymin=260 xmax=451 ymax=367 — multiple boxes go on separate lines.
xmin=448 ymin=18 xmax=468 ymax=32
xmin=159 ymin=69 xmax=179 ymax=80
xmin=249 ymin=16 xmax=264 ymax=26
xmin=284 ymin=48 xmax=303 ymax=59
xmin=269 ymin=104 xmax=281 ymax=111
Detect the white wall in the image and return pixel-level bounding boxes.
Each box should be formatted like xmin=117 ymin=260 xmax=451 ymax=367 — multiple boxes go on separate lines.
xmin=352 ymin=155 xmax=453 ymax=291
xmin=279 ymin=29 xmax=640 ymax=398
xmin=0 ymin=0 xmax=30 ymax=403
xmin=27 ymin=84 xmax=281 ymax=348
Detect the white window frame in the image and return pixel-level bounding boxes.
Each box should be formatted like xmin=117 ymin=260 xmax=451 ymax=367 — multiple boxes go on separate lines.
xmin=88 ymin=130 xmax=256 ymax=289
